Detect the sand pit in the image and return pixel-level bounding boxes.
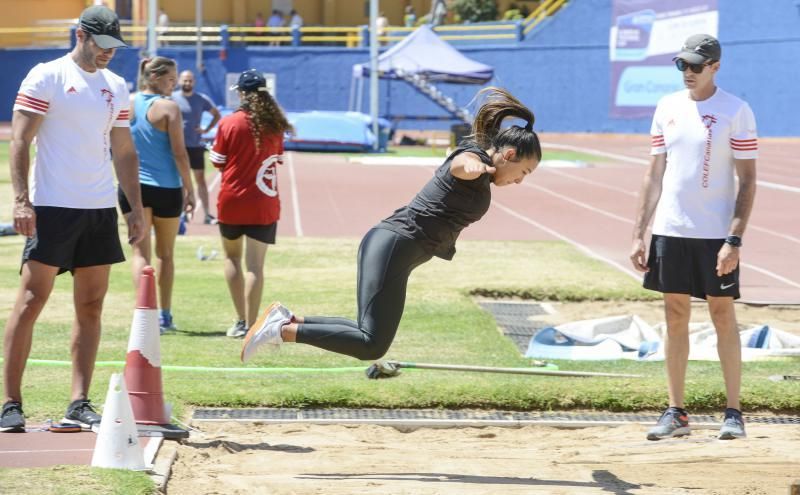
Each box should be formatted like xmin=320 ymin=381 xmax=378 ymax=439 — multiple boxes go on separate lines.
xmin=166 ymin=421 xmax=800 ymax=494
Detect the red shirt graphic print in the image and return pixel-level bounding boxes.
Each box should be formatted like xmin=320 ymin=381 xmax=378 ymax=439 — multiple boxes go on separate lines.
xmin=210 ymin=110 xmax=284 ymax=225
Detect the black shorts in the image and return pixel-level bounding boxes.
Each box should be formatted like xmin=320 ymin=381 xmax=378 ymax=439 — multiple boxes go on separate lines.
xmin=643 ymin=234 xmax=740 ymax=300
xmin=22 ymin=206 xmax=125 ymax=275
xmin=118 ymin=184 xmax=183 ymax=218
xmin=186 ymin=147 xmax=206 ymax=170
xmin=218 ymin=223 xmax=277 ymax=244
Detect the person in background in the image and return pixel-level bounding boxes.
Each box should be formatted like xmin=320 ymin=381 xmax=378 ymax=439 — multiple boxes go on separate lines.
xmin=254 ymin=11 xmax=266 ymax=28
xmin=2 ymin=5 xmax=144 ymax=433
xmin=289 ymin=9 xmax=303 ymax=29
xmin=404 ymin=5 xmax=417 ymax=27
xmin=267 ymin=9 xmax=284 ymax=46
xmin=630 ymin=34 xmax=757 ymax=441
xmin=209 ymin=70 xmax=292 ymax=338
xmin=120 ymin=57 xmax=195 ymax=334
xmin=172 ymin=69 xmax=221 ymax=224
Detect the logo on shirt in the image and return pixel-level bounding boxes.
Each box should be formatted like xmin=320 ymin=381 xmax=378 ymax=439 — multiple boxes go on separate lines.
xmin=256 ymin=155 xmax=280 ymax=198
xmin=701 ymin=114 xmax=717 ymax=188
xmin=66 ymin=86 xmax=77 ymax=94
xmin=100 ymin=88 xmax=114 ymax=104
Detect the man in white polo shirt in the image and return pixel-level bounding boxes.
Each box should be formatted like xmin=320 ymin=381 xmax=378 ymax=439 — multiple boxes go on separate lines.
xmin=1 ymin=6 xmax=145 ymax=433
xmin=630 ymin=34 xmax=757 ymax=441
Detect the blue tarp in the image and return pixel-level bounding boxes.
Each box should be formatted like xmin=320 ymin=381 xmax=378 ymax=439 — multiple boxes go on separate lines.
xmin=352 ymin=25 xmax=494 ymax=84
xmin=202 ymin=110 xmax=391 ymax=152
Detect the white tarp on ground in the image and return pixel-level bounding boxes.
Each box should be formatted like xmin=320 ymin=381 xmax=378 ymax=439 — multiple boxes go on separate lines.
xmin=524 ymin=315 xmax=800 ymax=361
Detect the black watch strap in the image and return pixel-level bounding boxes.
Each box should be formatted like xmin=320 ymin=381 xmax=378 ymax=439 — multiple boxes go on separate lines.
xmin=725 ymin=235 xmax=742 ymax=247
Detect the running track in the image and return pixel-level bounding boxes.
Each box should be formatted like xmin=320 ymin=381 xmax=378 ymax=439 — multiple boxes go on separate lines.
xmin=189 ymin=134 xmax=800 ymax=305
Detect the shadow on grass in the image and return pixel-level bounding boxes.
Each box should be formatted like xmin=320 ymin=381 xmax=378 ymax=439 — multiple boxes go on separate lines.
xmin=184 ymin=439 xmax=313 ymax=453
xmin=297 ymin=469 xmax=649 ymax=494
xmin=170 ymin=329 xmax=228 ymax=338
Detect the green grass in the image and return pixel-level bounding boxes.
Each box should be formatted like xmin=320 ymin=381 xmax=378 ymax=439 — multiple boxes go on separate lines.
xmin=338 ymin=144 xmax=609 ymax=163
xmin=1 ymin=235 xmax=797 ymax=418
xmin=0 ymin=466 xmax=155 ymax=495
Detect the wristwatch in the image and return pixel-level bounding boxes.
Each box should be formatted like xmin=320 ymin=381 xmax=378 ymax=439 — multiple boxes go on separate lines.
xmin=725 ymin=235 xmax=742 ymax=247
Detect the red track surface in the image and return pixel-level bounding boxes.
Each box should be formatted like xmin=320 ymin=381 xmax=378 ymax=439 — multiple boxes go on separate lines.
xmin=187 ymin=134 xmax=799 ymax=304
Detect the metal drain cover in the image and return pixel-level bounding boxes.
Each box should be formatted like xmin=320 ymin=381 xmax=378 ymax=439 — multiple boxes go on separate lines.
xmin=192 ymin=408 xmax=800 ymax=429
xmin=476 ymin=300 xmax=552 ymax=354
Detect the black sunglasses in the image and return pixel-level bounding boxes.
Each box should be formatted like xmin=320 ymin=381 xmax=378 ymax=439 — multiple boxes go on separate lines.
xmin=675 ymin=59 xmax=714 ymax=74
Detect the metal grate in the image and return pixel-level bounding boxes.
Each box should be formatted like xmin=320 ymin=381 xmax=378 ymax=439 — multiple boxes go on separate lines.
xmin=477 ymin=300 xmax=552 ymax=354
xmin=193 ymin=408 xmax=800 ymax=429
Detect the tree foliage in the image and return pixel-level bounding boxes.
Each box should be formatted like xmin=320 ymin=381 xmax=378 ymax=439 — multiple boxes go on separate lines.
xmin=452 ymin=0 xmax=499 ymax=23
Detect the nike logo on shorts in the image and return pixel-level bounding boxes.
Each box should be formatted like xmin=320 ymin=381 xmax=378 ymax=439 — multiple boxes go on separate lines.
xmin=720 ymin=282 xmax=736 ymax=290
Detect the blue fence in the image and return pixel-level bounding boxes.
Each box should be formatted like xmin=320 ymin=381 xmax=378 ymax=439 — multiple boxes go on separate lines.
xmin=1 ymin=0 xmax=798 ymax=136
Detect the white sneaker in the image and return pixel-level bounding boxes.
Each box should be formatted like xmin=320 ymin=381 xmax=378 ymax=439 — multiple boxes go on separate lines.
xmin=226 ymin=319 xmax=247 ymax=338
xmin=241 ymin=302 xmax=292 ymax=362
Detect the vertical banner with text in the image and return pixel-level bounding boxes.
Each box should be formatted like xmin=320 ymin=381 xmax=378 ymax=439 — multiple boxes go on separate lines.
xmin=610 ymin=0 xmax=718 ymax=119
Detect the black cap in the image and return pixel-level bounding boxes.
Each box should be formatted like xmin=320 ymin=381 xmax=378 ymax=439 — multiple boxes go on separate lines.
xmin=230 ymin=69 xmax=268 ymax=92
xmin=79 ymin=5 xmax=127 ymax=49
xmin=674 ymin=34 xmax=721 ymax=64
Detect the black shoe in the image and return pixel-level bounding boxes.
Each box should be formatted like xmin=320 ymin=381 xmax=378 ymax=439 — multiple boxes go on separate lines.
xmin=1 ymin=401 xmax=26 ymax=433
xmin=62 ymin=399 xmax=101 ymax=428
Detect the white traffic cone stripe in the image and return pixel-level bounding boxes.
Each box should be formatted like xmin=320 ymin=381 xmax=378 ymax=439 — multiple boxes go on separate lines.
xmin=126 ymin=309 xmax=161 ymax=367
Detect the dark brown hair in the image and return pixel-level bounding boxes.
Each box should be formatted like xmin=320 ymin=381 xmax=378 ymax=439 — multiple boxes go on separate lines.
xmin=239 ymin=90 xmax=293 ymax=151
xmin=138 ymin=56 xmax=176 ymax=91
xmin=467 ymin=86 xmax=541 ymax=161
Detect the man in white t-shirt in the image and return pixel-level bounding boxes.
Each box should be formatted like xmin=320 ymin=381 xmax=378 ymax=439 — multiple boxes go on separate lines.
xmin=1 ymin=6 xmax=145 ymax=433
xmin=630 ymin=34 xmax=757 ymax=442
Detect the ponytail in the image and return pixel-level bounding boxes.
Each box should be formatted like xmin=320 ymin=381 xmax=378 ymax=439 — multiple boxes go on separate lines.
xmin=239 ymin=90 xmax=293 ymax=152
xmin=467 ymin=86 xmax=541 ymax=161
xmin=138 ymin=56 xmax=176 ymax=91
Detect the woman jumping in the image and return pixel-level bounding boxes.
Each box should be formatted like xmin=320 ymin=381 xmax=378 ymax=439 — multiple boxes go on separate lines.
xmin=241 ymin=87 xmax=542 ymax=362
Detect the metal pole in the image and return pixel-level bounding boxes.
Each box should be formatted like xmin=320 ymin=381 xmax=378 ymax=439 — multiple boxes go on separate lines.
xmin=147 ymin=0 xmax=157 ymax=55
xmin=369 ymin=0 xmax=379 ymax=151
xmin=195 ymin=0 xmax=203 ymax=71
xmin=388 ymin=361 xmax=643 ymax=378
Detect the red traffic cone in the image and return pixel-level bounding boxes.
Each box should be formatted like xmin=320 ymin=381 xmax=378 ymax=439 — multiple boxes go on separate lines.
xmin=124 ymin=266 xmax=169 ymax=425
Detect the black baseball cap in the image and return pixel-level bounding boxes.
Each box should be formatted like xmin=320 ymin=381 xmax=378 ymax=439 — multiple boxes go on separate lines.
xmin=79 ymin=5 xmax=127 ymax=49
xmin=230 ymin=69 xmax=268 ymax=92
xmin=674 ymin=34 xmax=721 ymax=64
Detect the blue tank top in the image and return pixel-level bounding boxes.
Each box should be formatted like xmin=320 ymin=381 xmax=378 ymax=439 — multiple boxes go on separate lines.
xmin=131 ymin=93 xmax=181 ymax=188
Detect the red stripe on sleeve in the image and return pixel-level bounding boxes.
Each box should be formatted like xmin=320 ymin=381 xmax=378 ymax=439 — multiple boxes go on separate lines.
xmin=15 ymin=97 xmax=48 ymax=113
xmin=17 ymin=93 xmax=49 ymax=106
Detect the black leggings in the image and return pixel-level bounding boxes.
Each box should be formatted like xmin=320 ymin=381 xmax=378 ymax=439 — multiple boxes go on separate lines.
xmin=296 ymin=227 xmax=432 ymax=360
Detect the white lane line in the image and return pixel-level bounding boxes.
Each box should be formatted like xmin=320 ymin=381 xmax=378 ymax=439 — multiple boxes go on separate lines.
xmin=286 ymin=152 xmax=304 ymax=237
xmin=543 ymin=142 xmax=648 ymax=165
xmin=525 ymin=182 xmax=634 ymax=224
xmin=748 ymin=225 xmax=800 ymax=245
xmin=491 ymin=200 xmax=641 ymax=281
xmin=208 ymin=171 xmax=221 ymax=193
xmin=543 ymin=168 xmax=638 ymax=197
xmin=542 ymin=169 xmax=800 ymax=245
xmin=517 ymin=183 xmax=800 ymax=288
xmin=741 ymin=263 xmax=800 ymax=289
xmin=545 ymin=141 xmax=800 ymax=194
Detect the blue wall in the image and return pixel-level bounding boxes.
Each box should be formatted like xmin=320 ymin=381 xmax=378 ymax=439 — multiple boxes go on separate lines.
xmin=2 ymin=0 xmax=799 ymax=135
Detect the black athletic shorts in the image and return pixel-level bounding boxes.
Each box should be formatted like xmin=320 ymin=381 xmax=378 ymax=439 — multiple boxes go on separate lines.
xmin=643 ymin=234 xmax=740 ymax=300
xmin=186 ymin=147 xmax=206 ymax=170
xmin=118 ymin=184 xmax=183 ymax=218
xmin=22 ymin=206 xmax=125 ymax=275
xmin=218 ymin=222 xmax=277 ymax=244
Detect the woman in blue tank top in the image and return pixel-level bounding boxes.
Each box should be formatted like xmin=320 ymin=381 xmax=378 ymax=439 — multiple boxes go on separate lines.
xmin=239 ymin=87 xmax=542 ymax=364
xmin=118 ymin=56 xmax=195 ymax=334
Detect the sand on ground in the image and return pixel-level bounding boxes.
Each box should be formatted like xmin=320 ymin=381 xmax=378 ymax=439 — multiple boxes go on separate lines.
xmin=166 ymin=301 xmax=800 ymax=495
xmin=166 ymin=422 xmax=800 ymax=495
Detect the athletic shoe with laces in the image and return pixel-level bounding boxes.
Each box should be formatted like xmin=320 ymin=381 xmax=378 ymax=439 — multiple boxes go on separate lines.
xmin=0 ymin=401 xmax=25 ymax=433
xmin=647 ymin=407 xmax=690 ymax=440
xmin=241 ymin=302 xmax=293 ymax=362
xmin=204 ymin=214 xmax=218 ymax=225
xmin=718 ymin=408 xmax=746 ymax=440
xmin=62 ymin=399 xmax=101 ymax=429
xmin=226 ymin=319 xmax=248 ymax=338
xmin=159 ymin=314 xmax=177 ymax=335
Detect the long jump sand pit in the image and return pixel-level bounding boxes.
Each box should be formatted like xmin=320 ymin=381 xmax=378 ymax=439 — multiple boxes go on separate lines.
xmin=166 ymin=421 xmax=800 ymax=494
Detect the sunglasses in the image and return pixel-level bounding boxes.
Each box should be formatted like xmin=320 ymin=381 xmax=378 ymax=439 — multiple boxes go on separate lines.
xmin=675 ymin=59 xmax=714 ymax=74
